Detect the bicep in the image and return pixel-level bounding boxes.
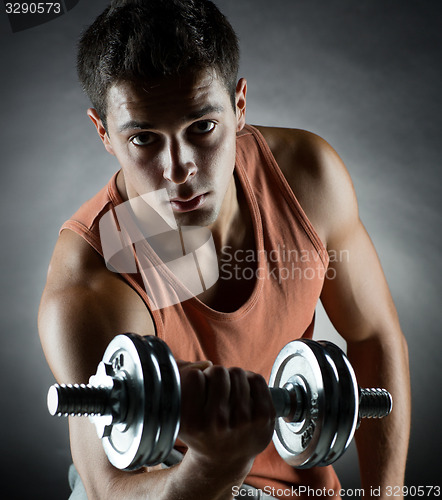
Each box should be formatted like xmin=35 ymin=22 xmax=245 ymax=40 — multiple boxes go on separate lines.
xmin=320 ymin=218 xmax=401 ymax=345
xmin=38 ymin=233 xmax=155 ymax=383
xmin=39 ymin=282 xmax=151 ymax=383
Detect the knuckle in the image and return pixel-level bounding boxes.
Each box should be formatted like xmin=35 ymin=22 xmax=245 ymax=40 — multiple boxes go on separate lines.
xmin=247 ymin=371 xmax=267 ymax=389
xmin=182 ymin=366 xmax=204 ymax=390
xmin=229 ymin=366 xmax=245 ymax=378
xmin=229 ymin=367 xmax=248 ymax=390
xmin=207 ymin=364 xmax=228 ymax=380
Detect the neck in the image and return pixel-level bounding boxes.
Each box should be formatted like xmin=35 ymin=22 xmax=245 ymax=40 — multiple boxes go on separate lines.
xmin=209 ymin=174 xmax=249 ymax=255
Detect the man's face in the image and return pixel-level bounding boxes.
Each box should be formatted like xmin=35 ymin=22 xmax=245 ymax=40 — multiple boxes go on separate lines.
xmin=95 ymin=70 xmax=246 ymax=228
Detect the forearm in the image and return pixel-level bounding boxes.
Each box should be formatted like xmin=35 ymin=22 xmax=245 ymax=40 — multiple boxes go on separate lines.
xmin=104 ymin=449 xmax=251 ymax=500
xmin=347 ymin=333 xmax=411 ymax=498
xmin=71 ymin=418 xmax=252 ymax=500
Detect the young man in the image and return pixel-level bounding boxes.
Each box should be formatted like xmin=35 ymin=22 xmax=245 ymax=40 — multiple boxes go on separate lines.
xmin=38 ymin=1 xmax=410 ymax=498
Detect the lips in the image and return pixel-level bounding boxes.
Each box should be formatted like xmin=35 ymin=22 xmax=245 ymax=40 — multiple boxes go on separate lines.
xmin=169 ymin=193 xmax=207 ymax=213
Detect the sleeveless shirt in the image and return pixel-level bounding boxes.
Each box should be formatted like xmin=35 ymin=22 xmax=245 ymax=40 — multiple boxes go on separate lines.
xmin=61 ymin=125 xmax=341 ymax=497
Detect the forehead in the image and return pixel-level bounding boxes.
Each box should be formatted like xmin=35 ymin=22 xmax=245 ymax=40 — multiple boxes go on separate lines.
xmin=106 ymin=71 xmax=231 ymax=127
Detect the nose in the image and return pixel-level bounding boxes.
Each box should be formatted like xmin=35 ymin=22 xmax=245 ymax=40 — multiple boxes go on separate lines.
xmin=162 ymin=139 xmax=197 ymax=185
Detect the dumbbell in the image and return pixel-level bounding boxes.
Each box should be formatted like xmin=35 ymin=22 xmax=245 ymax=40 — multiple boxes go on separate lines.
xmin=47 ymin=333 xmax=392 ymax=470
xmin=269 ymin=340 xmax=391 ymax=468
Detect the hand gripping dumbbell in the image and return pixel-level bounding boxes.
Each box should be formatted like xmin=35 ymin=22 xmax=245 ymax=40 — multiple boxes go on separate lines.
xmin=47 ymin=334 xmax=392 ymax=470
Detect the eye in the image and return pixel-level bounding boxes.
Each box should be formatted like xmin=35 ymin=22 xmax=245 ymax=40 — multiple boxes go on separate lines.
xmin=190 ymin=121 xmax=216 ymax=134
xmin=131 ymin=133 xmax=155 ymax=146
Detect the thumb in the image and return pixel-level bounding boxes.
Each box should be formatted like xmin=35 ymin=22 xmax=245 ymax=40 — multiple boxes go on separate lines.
xmin=176 ymin=359 xmax=213 ymax=371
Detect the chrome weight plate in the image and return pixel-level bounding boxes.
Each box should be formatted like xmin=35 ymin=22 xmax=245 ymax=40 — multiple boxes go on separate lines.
xmin=269 ymin=340 xmax=340 ymax=468
xmin=141 ymin=335 xmax=181 ymax=467
xmin=317 ymin=341 xmax=359 ymax=466
xmin=100 ymin=334 xmax=163 ymax=470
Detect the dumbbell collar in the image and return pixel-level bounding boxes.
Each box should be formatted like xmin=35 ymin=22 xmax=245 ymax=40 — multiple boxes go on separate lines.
xmin=88 ymin=361 xmax=129 ymax=438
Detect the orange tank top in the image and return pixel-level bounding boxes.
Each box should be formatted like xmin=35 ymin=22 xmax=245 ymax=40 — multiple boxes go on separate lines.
xmin=61 ymin=124 xmax=341 ymax=498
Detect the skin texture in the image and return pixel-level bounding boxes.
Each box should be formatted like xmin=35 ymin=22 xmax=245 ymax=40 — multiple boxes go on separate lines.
xmin=39 ymin=70 xmax=410 ymax=499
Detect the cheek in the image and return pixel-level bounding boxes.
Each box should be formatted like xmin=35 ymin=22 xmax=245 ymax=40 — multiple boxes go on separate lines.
xmin=200 ymin=148 xmax=234 ymax=186
xmin=217 ymin=137 xmax=237 ymax=178
xmin=115 ymin=142 xmax=144 ymax=165
xmin=206 ymin=133 xmax=236 ymax=171
xmin=114 ymin=149 xmax=165 ymax=192
xmin=113 ymin=142 xmax=156 ymax=173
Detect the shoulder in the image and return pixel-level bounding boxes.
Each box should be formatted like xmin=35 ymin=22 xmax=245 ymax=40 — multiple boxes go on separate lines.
xmin=254 ymin=125 xmax=359 ymax=248
xmin=38 ymin=229 xmax=154 ymax=383
xmin=253 ymin=125 xmax=337 ymax=169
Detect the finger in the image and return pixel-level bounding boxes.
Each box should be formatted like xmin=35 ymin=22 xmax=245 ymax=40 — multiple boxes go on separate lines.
xmin=247 ymin=372 xmax=275 ymax=423
xmin=180 ymin=367 xmax=206 ymax=431
xmin=204 ymin=365 xmax=230 ymax=427
xmin=228 ymin=367 xmax=251 ymax=427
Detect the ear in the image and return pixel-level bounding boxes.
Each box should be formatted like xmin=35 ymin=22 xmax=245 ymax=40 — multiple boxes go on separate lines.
xmin=87 ymin=108 xmax=115 ymax=156
xmin=235 ymin=78 xmax=247 ymax=132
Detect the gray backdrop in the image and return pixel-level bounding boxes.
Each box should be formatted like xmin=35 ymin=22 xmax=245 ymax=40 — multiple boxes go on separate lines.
xmin=1 ymin=1 xmax=441 ymax=498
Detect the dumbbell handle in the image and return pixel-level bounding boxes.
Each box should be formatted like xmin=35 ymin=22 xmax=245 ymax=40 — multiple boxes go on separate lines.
xmin=271 ymin=386 xmax=392 ymax=421
xmin=48 ymin=384 xmax=114 ymax=417
xmin=48 ymin=382 xmax=392 ymax=421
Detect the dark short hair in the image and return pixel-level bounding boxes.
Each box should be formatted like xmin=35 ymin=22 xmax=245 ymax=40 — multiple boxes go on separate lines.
xmin=77 ymin=0 xmax=240 ymax=125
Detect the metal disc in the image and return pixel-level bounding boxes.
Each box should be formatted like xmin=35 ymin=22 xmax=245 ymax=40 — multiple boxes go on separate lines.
xmin=317 ymin=341 xmax=358 ymax=466
xmin=140 ymin=335 xmax=181 ymax=467
xmin=269 ymin=339 xmax=340 ymax=468
xmin=101 ymin=334 xmax=163 ymax=470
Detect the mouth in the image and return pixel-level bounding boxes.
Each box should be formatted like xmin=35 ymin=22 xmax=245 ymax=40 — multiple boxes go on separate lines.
xmin=169 ymin=193 xmax=208 ymax=213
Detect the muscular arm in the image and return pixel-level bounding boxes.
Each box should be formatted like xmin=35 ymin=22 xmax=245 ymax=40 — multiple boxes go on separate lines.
xmin=39 ymin=230 xmax=273 ymax=500
xmin=318 ymin=168 xmax=410 ymax=495
xmin=261 ymin=126 xmax=411 ymax=496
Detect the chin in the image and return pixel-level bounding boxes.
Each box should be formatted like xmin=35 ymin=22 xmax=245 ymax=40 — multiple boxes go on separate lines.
xmin=174 ymin=207 xmax=219 ymax=228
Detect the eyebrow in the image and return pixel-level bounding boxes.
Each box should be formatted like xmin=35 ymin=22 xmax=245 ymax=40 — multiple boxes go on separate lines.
xmin=117 ymin=104 xmax=225 ymax=133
